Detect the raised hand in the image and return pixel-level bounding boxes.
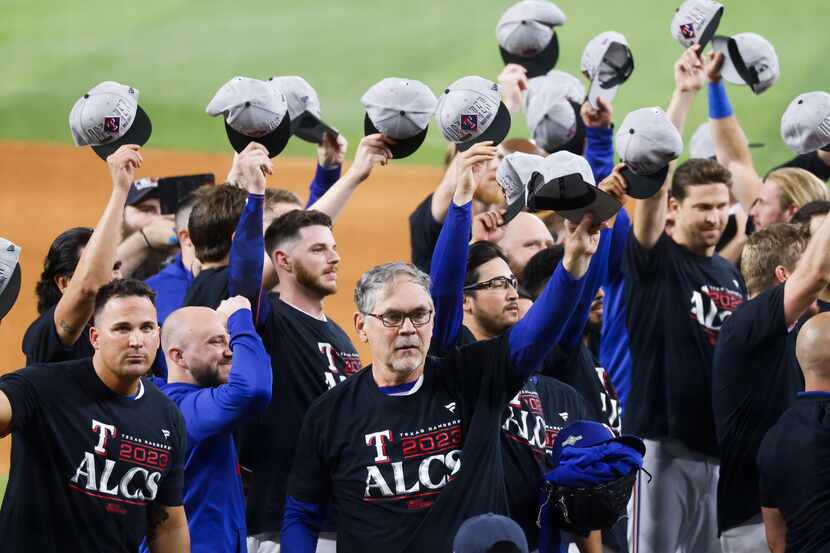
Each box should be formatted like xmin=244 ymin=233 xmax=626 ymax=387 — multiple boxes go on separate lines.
xmin=233 ymin=142 xmax=272 ymax=195
xmin=674 ymin=45 xmax=706 ymax=93
xmin=107 ymin=145 xmax=143 ymax=193
xmin=497 ymin=63 xmax=529 ymax=113
xmin=581 ymin=97 xmax=614 ymax=128
xmin=562 ymin=213 xmax=603 ymax=278
xmin=317 ymin=132 xmax=348 ymax=169
xmin=347 ymin=133 xmax=394 ymax=183
xmin=598 ymin=163 xmax=628 ymax=203
xmin=471 ymin=210 xmax=506 ymax=243
xmin=454 ymin=141 xmax=497 ymax=205
xmin=216 ymin=295 xmax=252 ymax=326
xmin=141 ymin=215 xmax=177 ymax=250
xmin=704 ymin=50 xmax=726 ymax=83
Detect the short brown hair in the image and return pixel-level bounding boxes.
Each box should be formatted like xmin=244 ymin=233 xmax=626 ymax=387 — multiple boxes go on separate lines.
xmin=741 ymin=223 xmax=808 ymax=297
xmin=265 ymin=188 xmax=302 ymax=209
xmin=765 ymin=167 xmax=829 ymax=213
xmin=93 ymin=278 xmax=156 ymax=322
xmin=671 ymin=159 xmax=732 ymax=202
xmin=265 ymin=209 xmax=332 ymax=255
xmin=188 ymin=185 xmax=247 ymax=263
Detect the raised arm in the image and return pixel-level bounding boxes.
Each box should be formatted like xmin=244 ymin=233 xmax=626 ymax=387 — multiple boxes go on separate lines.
xmin=634 ymin=46 xmax=703 ymax=250
xmin=782 ymin=211 xmax=830 ymax=325
xmin=430 ymin=142 xmax=497 ymax=353
xmin=706 ymin=52 xmax=761 ymax=213
xmin=116 ymin=215 xmax=177 ymax=278
xmin=146 ymin=504 xmax=190 ymax=553
xmin=429 ymin=154 xmax=462 ymax=224
xmin=509 ymin=215 xmax=601 ymax=378
xmin=176 ymin=298 xmax=272 ymax=442
xmin=582 ymin=97 xmax=615 ymax=182
xmin=308 ymin=134 xmax=393 ymax=222
xmin=54 ymin=145 xmax=140 ymax=346
xmin=305 ymin=133 xmax=346 ymax=206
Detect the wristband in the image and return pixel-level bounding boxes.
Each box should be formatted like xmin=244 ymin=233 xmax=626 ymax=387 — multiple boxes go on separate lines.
xmin=708 ymin=81 xmax=733 ymax=119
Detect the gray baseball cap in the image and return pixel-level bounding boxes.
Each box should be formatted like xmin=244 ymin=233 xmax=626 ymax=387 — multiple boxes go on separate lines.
xmin=616 ymin=107 xmax=683 ymax=199
xmin=689 ymin=121 xmax=763 ymax=159
xmin=206 ymin=76 xmax=291 ymax=157
xmin=69 ymin=81 xmax=153 ymax=160
xmin=362 ymin=78 xmax=438 ymax=159
xmin=497 ymin=151 xmax=543 ymax=225
xmin=497 ymin=0 xmax=567 ymax=78
xmin=528 ymin=151 xmax=621 ymax=222
xmin=781 ymin=92 xmax=830 ymax=155
xmin=712 ymin=33 xmax=779 ymax=95
xmin=670 ymin=0 xmax=724 ymax=50
xmin=435 ymin=76 xmax=512 ymax=152
xmin=581 ymin=32 xmax=634 ymax=109
xmin=267 ymin=75 xmax=338 ymax=144
xmin=0 ymin=238 xmax=22 ymax=321
xmin=453 ymin=513 xmax=529 ymax=553
xmin=537 ymin=70 xmax=585 ymax=104
xmin=525 ymin=77 xmax=580 ymax=153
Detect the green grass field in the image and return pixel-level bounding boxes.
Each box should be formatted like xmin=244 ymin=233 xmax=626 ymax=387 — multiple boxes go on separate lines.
xmin=2 ymin=0 xmax=827 ymax=169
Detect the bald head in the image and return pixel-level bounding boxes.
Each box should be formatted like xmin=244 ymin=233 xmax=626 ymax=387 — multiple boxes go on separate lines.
xmin=796 ymin=312 xmax=830 ymax=383
xmin=162 ymin=306 xmax=232 ymax=387
xmin=161 ymin=306 xmax=221 ymax=352
xmin=496 ymin=212 xmax=555 ymax=279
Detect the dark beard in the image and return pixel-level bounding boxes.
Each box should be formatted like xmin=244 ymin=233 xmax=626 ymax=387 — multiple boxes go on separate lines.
xmin=294 ymin=260 xmax=336 ymax=298
xmin=191 ymin=366 xmax=224 ymax=388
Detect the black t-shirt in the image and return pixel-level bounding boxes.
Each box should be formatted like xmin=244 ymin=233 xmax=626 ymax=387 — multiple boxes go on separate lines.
xmin=544 ymin=345 xmax=621 ymax=435
xmin=22 ymin=305 xmax=94 ymax=365
xmin=758 ymin=394 xmax=830 ymax=553
xmin=182 ymin=266 xmax=229 ymax=309
xmin=712 ymin=284 xmax=803 ymax=533
xmin=237 ymin=292 xmax=361 ymax=535
xmin=502 ymin=375 xmax=590 ymax=549
xmin=409 ymin=194 xmax=443 ymax=274
xmin=288 ymin=333 xmax=523 ymax=553
xmin=775 ymin=152 xmax=830 ymax=182
xmin=0 ymin=359 xmax=186 ymax=553
xmin=622 ymin=231 xmax=746 ymax=456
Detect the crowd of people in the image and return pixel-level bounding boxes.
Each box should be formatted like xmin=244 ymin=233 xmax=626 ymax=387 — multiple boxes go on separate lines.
xmin=1 ymin=0 xmax=830 ymax=552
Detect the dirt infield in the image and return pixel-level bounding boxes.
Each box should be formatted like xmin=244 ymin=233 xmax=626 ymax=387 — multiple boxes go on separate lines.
xmin=0 ymin=140 xmax=443 ymax=472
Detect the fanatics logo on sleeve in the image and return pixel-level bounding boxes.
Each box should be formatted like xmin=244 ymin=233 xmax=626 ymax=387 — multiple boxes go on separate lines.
xmin=444 ymin=402 xmax=456 ymax=414
xmin=103 ymin=116 xmax=120 ymax=134
xmin=562 ymin=434 xmax=583 ymax=447
xmin=161 ymin=429 xmax=171 ymax=440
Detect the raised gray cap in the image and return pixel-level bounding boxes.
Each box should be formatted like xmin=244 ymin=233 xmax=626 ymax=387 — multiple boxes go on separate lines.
xmin=497 ymin=151 xmax=543 ymax=224
xmin=525 ymin=78 xmax=578 ymax=151
xmin=362 ymin=78 xmax=437 ymax=140
xmin=267 ymin=76 xmax=321 ymax=121
xmin=712 ymin=33 xmax=779 ymax=95
xmin=435 ymin=76 xmax=511 ymax=150
xmin=206 ymin=76 xmax=288 ymax=138
xmin=781 ymin=91 xmax=830 ymax=154
xmin=496 ymin=0 xmax=566 ymax=55
xmin=581 ymin=32 xmax=633 ymax=108
xmin=670 ymin=0 xmax=724 ymax=48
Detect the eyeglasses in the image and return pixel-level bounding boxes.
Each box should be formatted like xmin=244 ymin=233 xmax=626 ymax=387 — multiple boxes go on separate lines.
xmin=463 ymin=275 xmax=519 ymax=292
xmin=367 ymin=309 xmax=433 ymax=328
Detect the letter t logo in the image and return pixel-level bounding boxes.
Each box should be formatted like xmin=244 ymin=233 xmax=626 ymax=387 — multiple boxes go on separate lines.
xmin=91 ymin=419 xmax=116 ymax=455
xmin=365 ymin=430 xmax=393 ymax=463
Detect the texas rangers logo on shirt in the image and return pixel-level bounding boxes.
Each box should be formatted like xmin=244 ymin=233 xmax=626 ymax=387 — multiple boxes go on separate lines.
xmin=679 ymin=23 xmax=696 ymax=39
xmin=690 ymin=284 xmax=744 ymax=346
xmin=460 ymin=114 xmax=478 ymax=132
xmin=103 ymin=116 xmax=120 ymax=134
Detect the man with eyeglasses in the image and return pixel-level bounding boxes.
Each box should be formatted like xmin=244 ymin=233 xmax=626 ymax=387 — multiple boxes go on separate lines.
xmin=279 ymin=144 xmax=603 ymax=553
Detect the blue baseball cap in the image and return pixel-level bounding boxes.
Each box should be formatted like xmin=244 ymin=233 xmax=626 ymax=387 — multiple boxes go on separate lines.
xmin=552 ymin=420 xmax=646 ymax=466
xmin=453 ymin=513 xmax=529 ymax=553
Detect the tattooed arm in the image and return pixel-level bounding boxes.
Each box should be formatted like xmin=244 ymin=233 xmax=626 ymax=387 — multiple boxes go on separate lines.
xmin=146 ymin=504 xmax=189 ymax=553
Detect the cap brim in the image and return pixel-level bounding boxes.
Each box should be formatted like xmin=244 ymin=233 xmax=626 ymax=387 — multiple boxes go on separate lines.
xmin=587 ymin=77 xmax=619 ymax=110
xmin=127 ymin=186 xmax=160 ymax=207
xmin=697 ymin=7 xmax=724 ymax=52
xmin=501 ymin=187 xmax=528 ymax=226
xmin=291 ymin=111 xmax=339 ymax=144
xmin=499 ymin=33 xmax=560 ymax=79
xmin=622 ymin=165 xmax=670 ymax=200
xmin=527 ymin=172 xmax=596 ymax=212
xmin=457 ymin=102 xmax=512 ymax=152
xmin=91 ymin=105 xmax=153 ymax=161
xmin=225 ymin=113 xmax=291 ymax=158
xmin=0 ymin=264 xmax=22 ymax=321
xmin=713 ymin=36 xmax=756 ymax=90
xmin=556 ymin=188 xmax=622 ymax=224
xmin=363 ymin=114 xmax=426 ymax=159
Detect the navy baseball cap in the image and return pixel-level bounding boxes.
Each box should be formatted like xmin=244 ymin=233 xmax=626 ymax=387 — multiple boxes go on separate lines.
xmin=552 ymin=420 xmax=645 ymax=466
xmin=453 ymin=514 xmax=529 ymax=553
xmin=0 ymin=238 xmax=22 ymax=321
xmin=126 ymin=177 xmax=159 ymax=206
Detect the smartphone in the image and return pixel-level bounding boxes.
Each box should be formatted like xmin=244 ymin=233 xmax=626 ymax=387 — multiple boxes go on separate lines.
xmin=158 ymin=173 xmax=215 ymax=214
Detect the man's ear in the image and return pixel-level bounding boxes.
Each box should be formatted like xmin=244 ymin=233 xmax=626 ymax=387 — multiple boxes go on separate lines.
xmin=275 ymin=250 xmax=292 ymax=273
xmin=463 ymin=293 xmax=474 ymax=315
xmin=54 ymin=274 xmax=70 ymax=294
xmin=89 ymin=326 xmax=99 ymax=350
xmin=354 ymin=311 xmax=368 ymax=344
xmin=177 ymin=229 xmax=192 ymax=249
xmin=667 ymin=196 xmax=680 ymax=215
xmin=773 ymin=265 xmax=790 ymax=285
xmin=167 ymin=347 xmax=185 ymax=367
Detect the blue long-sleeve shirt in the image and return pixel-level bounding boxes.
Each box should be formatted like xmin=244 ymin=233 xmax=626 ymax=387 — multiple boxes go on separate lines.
xmin=584 ymin=126 xmax=615 ymax=184
xmin=140 ymin=309 xmax=272 ymax=553
xmin=305 ymin=164 xmax=341 ymax=207
xmin=145 ymin=254 xmax=193 ymax=325
xmin=599 ymin=209 xmax=634 ymax=410
xmin=229 ymin=193 xmax=267 ymax=324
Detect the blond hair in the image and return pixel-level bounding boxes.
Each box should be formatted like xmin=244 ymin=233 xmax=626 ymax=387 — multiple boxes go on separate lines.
xmin=766 ymin=168 xmax=829 ymax=212
xmin=740 ymin=223 xmax=809 ymax=298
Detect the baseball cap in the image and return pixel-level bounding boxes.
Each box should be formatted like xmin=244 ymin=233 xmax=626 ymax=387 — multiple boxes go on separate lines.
xmin=525 ymin=83 xmax=580 ymax=153
xmin=496 ymin=0 xmax=567 ymax=78
xmin=0 ymin=238 xmax=22 ymax=321
xmin=615 ymin=107 xmax=683 ymax=199
xmin=528 ymin=151 xmax=622 ymax=223
xmin=267 ymin=76 xmax=338 ymax=144
xmin=69 ymin=81 xmax=153 ymax=160
xmin=435 ymin=76 xmax=512 ymax=152
xmin=581 ymin=32 xmax=634 ymax=109
xmin=453 ymin=513 xmax=529 ymax=553
xmin=206 ymin=76 xmax=291 ymax=158
xmin=712 ymin=33 xmax=780 ymax=95
xmin=689 ymin=121 xmax=764 ymax=159
xmin=780 ymin=92 xmax=830 ymax=155
xmin=126 ymin=177 xmax=159 ymax=206
xmin=670 ymin=0 xmax=724 ymax=50
xmin=552 ymin=420 xmax=646 ymax=467
xmin=362 ymin=78 xmax=438 ymax=159
xmin=496 ymin=152 xmax=543 ymax=225
xmin=537 ymin=70 xmax=586 ymax=104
